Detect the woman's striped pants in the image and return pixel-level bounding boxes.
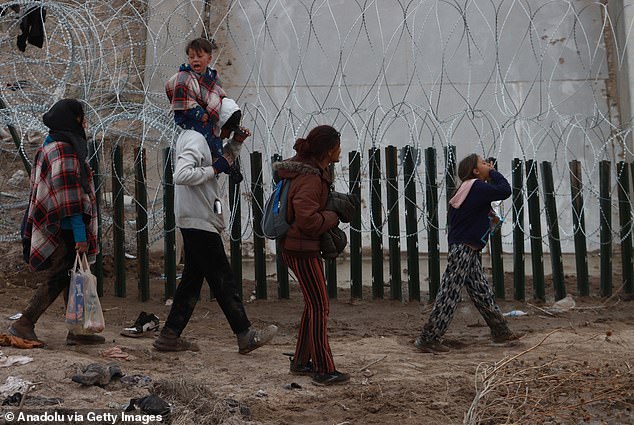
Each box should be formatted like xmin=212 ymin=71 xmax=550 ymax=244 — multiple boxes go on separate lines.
xmin=282 ymin=253 xmax=336 ymax=374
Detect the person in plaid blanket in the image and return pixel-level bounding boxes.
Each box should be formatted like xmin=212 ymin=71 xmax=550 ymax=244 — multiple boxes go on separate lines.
xmin=9 ymin=98 xmax=103 ymax=346
xmin=165 ymin=37 xmax=236 ymax=176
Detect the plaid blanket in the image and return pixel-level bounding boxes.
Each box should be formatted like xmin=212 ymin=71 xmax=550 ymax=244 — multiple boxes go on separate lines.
xmin=24 ymin=141 xmax=98 ymax=270
xmin=165 ymin=64 xmax=226 ymax=127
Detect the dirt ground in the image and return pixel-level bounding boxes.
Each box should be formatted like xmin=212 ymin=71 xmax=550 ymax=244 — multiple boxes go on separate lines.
xmin=0 ymin=241 xmax=633 ymax=425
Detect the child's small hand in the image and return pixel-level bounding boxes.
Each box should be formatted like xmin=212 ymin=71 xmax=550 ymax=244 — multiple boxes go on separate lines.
xmin=233 ymin=126 xmax=251 ymax=143
xmin=201 ymin=113 xmax=209 ymax=123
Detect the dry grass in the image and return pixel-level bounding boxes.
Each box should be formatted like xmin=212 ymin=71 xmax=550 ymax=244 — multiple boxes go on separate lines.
xmin=151 ymin=379 xmax=258 ymax=425
xmin=465 ymin=330 xmax=634 ymax=424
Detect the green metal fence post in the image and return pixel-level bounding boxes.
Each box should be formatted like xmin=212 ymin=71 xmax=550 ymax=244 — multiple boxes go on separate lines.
xmin=325 ymin=163 xmax=337 ymax=299
xmin=162 ymin=147 xmax=176 ymax=299
xmin=599 ymin=160 xmax=612 ymax=297
xmin=444 ymin=145 xmax=457 ymax=229
xmin=425 ymin=147 xmax=440 ymax=300
xmin=112 ymin=145 xmax=126 ymax=298
xmin=617 ymin=162 xmax=633 ymax=294
xmin=541 ymin=161 xmax=565 ymax=300
xmin=134 ymin=147 xmax=150 ymax=301
xmin=512 ymin=159 xmax=525 ymax=301
xmin=489 ymin=157 xmax=505 ymax=299
xmin=402 ymin=146 xmax=420 ymax=301
xmin=229 ymin=157 xmax=243 ymax=299
xmin=525 ymin=160 xmax=545 ymax=301
xmin=385 ymin=146 xmax=401 ymax=300
xmin=251 ymin=152 xmax=267 ymax=299
xmin=369 ymin=147 xmax=384 ymax=299
xmin=569 ymin=160 xmax=589 ymax=296
xmin=349 ymin=151 xmax=363 ymax=299
xmin=89 ymin=142 xmax=104 ymax=297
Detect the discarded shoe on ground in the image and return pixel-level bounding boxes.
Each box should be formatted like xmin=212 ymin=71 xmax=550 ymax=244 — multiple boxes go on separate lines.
xmin=71 ymin=362 xmax=122 ymax=387
xmin=125 ymin=394 xmax=170 ymax=416
xmin=121 ymin=312 xmax=160 ymax=338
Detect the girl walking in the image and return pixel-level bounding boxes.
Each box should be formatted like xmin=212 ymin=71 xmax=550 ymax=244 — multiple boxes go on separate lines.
xmin=415 ymin=154 xmax=522 ymax=353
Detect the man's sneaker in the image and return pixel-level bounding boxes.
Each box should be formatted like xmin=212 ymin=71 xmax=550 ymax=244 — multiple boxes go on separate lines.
xmin=66 ymin=332 xmax=106 ymax=346
xmin=153 ymin=332 xmax=200 ymax=352
xmin=414 ymin=337 xmax=450 ymax=354
xmin=312 ymin=370 xmax=350 ymax=386
xmin=491 ymin=332 xmax=525 ymax=345
xmin=237 ymin=325 xmax=278 ymax=354
xmin=121 ymin=312 xmax=160 ymax=338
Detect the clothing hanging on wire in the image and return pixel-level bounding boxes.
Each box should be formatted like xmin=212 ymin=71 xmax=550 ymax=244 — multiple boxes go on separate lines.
xmin=17 ymin=6 xmax=46 ymax=52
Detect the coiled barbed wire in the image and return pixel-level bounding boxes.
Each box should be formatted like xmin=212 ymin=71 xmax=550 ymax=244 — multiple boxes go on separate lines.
xmin=0 ymin=0 xmax=631 ymax=256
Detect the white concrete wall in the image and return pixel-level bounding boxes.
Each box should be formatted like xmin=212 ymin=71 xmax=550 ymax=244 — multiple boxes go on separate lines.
xmin=609 ymin=0 xmax=634 ymax=152
xmin=143 ymin=1 xmax=628 ymax=254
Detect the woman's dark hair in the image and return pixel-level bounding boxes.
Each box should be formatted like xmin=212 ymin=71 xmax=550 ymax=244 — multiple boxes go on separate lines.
xmin=457 ymin=153 xmax=480 ymax=182
xmin=186 ymin=37 xmax=213 ymax=55
xmin=293 ymin=125 xmax=340 ymax=159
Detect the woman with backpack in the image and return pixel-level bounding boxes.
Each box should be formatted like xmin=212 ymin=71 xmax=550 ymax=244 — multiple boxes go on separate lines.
xmin=273 ymin=125 xmax=358 ymax=386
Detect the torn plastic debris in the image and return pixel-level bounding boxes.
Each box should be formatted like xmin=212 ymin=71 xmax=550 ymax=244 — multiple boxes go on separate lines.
xmin=0 ymin=376 xmax=32 ymax=398
xmin=0 ymin=352 xmax=33 ymax=367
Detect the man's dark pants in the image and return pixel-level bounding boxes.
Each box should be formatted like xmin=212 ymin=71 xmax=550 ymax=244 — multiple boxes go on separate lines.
xmin=164 ymin=228 xmax=251 ymax=336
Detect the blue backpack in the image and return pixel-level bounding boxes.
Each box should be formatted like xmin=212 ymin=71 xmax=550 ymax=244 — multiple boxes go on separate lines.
xmin=261 ymin=179 xmax=291 ymax=240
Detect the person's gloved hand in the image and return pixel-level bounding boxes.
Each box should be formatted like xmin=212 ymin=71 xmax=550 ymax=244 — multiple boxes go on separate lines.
xmin=212 ymin=156 xmax=231 ymax=175
xmin=324 ymin=192 xmax=360 ymax=223
xmin=232 ymin=126 xmax=251 ymax=143
xmin=320 ymin=226 xmax=348 ymax=259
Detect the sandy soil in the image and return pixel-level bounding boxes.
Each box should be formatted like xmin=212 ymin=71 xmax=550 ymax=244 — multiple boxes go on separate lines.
xmin=0 ymin=241 xmax=633 ymax=425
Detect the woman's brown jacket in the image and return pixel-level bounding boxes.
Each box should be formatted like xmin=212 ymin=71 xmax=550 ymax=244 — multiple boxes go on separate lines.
xmin=272 ymin=157 xmax=338 ymax=257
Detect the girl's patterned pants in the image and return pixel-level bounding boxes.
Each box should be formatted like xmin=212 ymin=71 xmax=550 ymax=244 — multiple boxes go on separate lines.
xmin=419 ymin=243 xmax=512 ymax=342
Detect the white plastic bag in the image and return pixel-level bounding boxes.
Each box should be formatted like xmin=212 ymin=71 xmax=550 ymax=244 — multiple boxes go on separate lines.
xmin=65 ymin=253 xmax=85 ymax=333
xmin=65 ymin=253 xmax=105 ymax=333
